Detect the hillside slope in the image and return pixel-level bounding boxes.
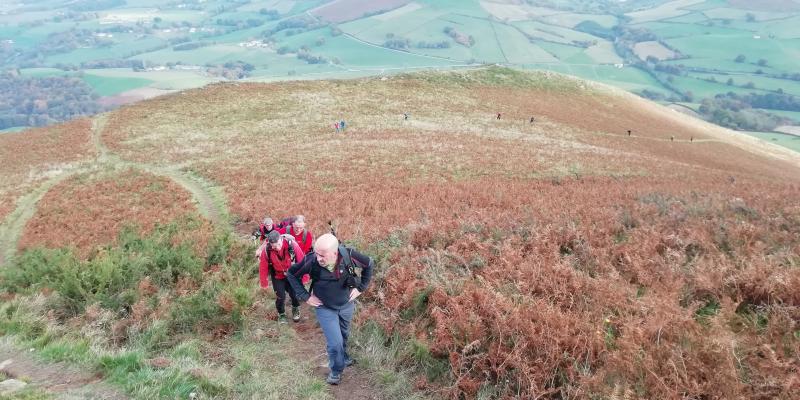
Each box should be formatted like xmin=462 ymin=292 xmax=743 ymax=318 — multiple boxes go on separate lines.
xmin=1 ymin=67 xmax=799 ymax=399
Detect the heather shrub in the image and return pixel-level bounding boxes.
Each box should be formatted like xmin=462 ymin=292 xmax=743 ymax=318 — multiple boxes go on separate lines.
xmin=2 ymin=220 xmax=255 ymax=338
xmin=363 ymin=179 xmax=800 ymax=399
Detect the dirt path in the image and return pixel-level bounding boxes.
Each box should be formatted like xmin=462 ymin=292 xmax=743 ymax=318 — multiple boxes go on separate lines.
xmin=0 ymin=172 xmax=79 ymax=267
xmin=290 ymin=304 xmax=382 ymax=400
xmin=91 ymin=115 xmax=111 ymax=162
xmin=142 ymin=166 xmax=227 ymax=226
xmin=0 ymin=115 xmax=230 ymax=267
xmin=91 ymin=114 xmax=228 ymax=225
xmin=0 ymin=341 xmax=127 ymax=399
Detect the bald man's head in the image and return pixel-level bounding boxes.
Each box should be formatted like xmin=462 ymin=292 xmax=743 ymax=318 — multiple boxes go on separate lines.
xmin=315 ymin=233 xmax=338 ymax=252
xmin=314 ymin=233 xmax=339 ymax=268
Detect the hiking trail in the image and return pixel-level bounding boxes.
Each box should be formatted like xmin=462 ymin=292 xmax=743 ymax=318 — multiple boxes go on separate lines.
xmin=0 ymin=341 xmax=128 ymax=399
xmin=0 ymin=114 xmax=229 ymax=268
xmin=289 ymin=304 xmax=382 ymax=400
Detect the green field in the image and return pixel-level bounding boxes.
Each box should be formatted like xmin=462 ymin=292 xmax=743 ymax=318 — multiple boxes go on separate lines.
xmin=625 ymin=0 xmax=706 ymax=23
xmin=0 ymin=126 xmax=27 ymax=134
xmin=3 ymin=0 xmax=800 ymax=132
xmin=84 ymin=68 xmax=218 ymax=90
xmin=685 ymin=72 xmax=800 ymax=97
xmin=82 ymin=74 xmax=154 ymax=96
xmin=45 ymin=36 xmax=167 ymax=66
xmin=493 ymin=23 xmax=558 ymax=64
xmin=546 ymin=13 xmax=619 ymax=29
xmin=537 ymin=42 xmax=586 ymax=60
xmin=664 ymin=35 xmax=800 ymax=71
xmin=744 ymin=131 xmax=800 ymax=152
xmin=636 ymin=21 xmax=746 ymax=38
xmin=760 ymin=109 xmax=800 ymax=123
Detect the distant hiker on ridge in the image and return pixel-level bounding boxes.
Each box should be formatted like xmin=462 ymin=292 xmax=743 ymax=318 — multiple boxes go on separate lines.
xmin=530 ymin=116 xmax=535 ymax=124
xmin=287 ymin=234 xmax=374 ymax=385
xmin=497 ymin=112 xmax=502 ymax=120
xmin=403 ymin=113 xmax=409 ymax=121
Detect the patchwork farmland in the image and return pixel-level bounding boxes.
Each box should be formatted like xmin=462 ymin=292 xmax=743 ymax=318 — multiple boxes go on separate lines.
xmin=1 ymin=0 xmax=799 ymax=153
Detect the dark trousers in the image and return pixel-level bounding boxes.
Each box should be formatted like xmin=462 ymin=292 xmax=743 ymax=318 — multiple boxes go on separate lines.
xmin=271 ymin=275 xmax=300 ymax=314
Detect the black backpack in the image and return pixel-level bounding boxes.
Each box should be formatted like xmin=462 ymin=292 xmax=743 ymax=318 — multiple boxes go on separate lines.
xmin=308 ymin=245 xmax=360 ymax=289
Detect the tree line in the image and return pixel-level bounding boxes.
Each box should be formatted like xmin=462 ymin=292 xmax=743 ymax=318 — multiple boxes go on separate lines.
xmin=0 ymin=73 xmax=104 ymax=129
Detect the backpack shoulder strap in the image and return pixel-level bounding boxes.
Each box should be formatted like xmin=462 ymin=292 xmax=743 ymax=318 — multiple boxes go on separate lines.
xmin=307 ymin=253 xmax=320 ymax=293
xmin=338 ymin=245 xmax=356 ymax=275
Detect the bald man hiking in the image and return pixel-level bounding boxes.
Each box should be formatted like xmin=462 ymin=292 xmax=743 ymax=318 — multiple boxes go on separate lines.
xmin=286 ymin=233 xmax=374 ymax=385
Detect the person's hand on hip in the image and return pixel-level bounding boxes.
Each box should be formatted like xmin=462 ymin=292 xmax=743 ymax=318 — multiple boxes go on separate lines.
xmin=307 ymin=293 xmax=322 ymax=307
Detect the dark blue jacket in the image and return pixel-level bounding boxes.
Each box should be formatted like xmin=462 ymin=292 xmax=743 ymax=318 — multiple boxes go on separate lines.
xmin=287 ymin=247 xmax=373 ymax=310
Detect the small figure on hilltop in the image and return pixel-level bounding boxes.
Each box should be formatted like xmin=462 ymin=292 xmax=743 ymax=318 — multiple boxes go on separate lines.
xmin=530 ymin=116 xmax=535 ymax=124
xmin=497 ymin=112 xmax=502 ymax=120
xmin=256 ymin=231 xmax=305 ymax=323
xmin=287 ymin=234 xmax=374 ymax=385
xmin=334 ymin=122 xmax=340 ymax=133
xmin=690 ymin=136 xmax=694 ymax=142
xmin=627 ymin=129 xmax=632 ymax=136
xmin=339 ymin=120 xmax=346 ymax=132
xmin=670 ymin=135 xmax=674 ymax=142
xmin=403 ymin=113 xmax=409 ymax=121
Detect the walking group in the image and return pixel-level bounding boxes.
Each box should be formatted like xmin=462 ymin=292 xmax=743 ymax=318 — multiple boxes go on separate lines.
xmin=253 ymin=215 xmax=373 ymax=385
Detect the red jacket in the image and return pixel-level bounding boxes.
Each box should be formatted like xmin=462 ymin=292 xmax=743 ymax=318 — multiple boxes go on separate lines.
xmin=258 ymin=239 xmax=304 ymax=286
xmin=280 ymin=226 xmax=314 ymax=255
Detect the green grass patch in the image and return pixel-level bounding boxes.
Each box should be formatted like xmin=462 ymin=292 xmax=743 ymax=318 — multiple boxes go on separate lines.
xmin=82 ymin=74 xmax=154 ymax=96
xmin=351 ymin=321 xmax=431 ymax=400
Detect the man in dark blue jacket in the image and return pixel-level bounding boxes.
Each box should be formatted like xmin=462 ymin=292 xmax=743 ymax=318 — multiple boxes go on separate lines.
xmin=287 ymin=233 xmax=373 ymax=385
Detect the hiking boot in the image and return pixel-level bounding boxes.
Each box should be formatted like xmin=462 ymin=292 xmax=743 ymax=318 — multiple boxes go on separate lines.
xmin=344 ymin=358 xmax=356 ymax=367
xmin=326 ymin=372 xmax=342 ymax=385
xmin=292 ymin=306 xmax=301 ymax=322
xmin=278 ymin=313 xmax=288 ymax=324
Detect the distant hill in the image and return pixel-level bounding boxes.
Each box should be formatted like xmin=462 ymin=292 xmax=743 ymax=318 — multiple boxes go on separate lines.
xmin=1 ymin=0 xmax=800 ymax=144
xmin=1 ymin=67 xmax=799 ymax=398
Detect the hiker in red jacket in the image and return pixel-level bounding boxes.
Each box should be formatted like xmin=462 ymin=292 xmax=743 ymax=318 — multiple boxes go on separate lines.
xmin=256 ymin=231 xmax=305 ymax=323
xmin=257 ymin=217 xmax=276 ymax=243
xmin=281 ymin=215 xmax=314 ymax=255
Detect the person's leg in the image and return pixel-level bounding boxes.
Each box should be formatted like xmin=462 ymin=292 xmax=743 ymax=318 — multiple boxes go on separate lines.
xmin=315 ymin=306 xmax=346 ymax=375
xmin=285 ymin=277 xmax=300 ymax=308
xmin=271 ymin=275 xmax=286 ymax=316
xmin=285 ymin=278 xmax=301 ymax=321
xmin=338 ymin=301 xmax=356 ymax=364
